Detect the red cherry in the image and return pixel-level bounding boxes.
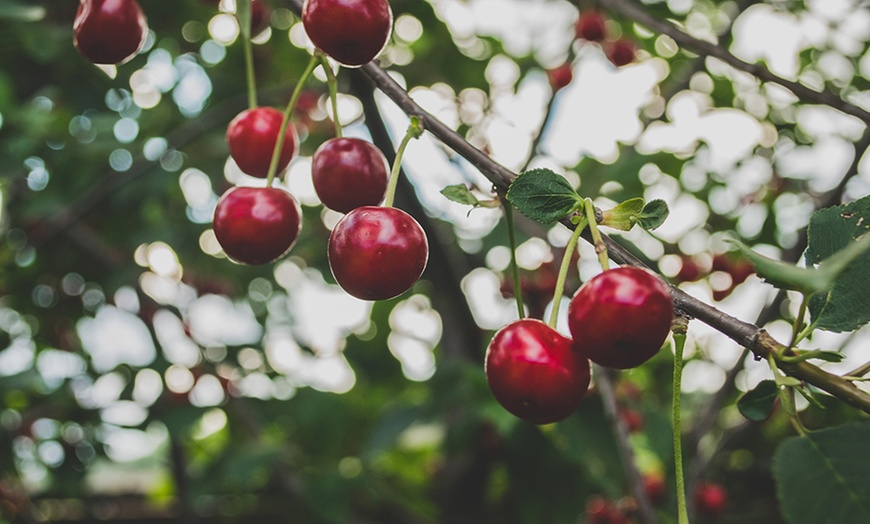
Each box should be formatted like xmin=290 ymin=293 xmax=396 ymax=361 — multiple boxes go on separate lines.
xmin=568 ymin=267 xmax=673 ymax=369
xmin=311 ymin=138 xmax=389 ymax=213
xmin=643 ymin=473 xmax=667 ymax=506
xmin=586 ymin=495 xmax=627 ymax=524
xmin=250 ymin=0 xmax=270 ymax=35
xmin=485 ymin=319 xmax=591 ymax=425
xmin=606 ymin=38 xmax=637 ymax=67
xmin=302 ymin=0 xmax=393 ymax=67
xmin=547 ymin=63 xmax=574 ymax=91
xmin=226 ymin=107 xmax=299 ymax=178
xmin=694 ymin=482 xmax=728 ymax=517
xmin=73 ymin=0 xmax=148 ymax=65
xmin=213 ymin=186 xmax=302 ymax=265
xmin=328 ymin=206 xmax=428 ymax=300
xmin=575 ymin=10 xmax=607 ymax=42
xmin=676 ymin=255 xmax=704 ymax=282
xmin=619 ymin=407 xmax=644 ymax=433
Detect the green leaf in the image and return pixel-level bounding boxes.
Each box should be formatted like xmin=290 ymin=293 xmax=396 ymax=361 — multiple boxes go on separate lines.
xmin=440 ymin=184 xmax=499 ymax=210
xmin=237 ymin=0 xmax=252 ymax=40
xmin=636 ymin=199 xmax=668 ymax=230
xmin=600 ymin=198 xmax=644 ymax=231
xmin=780 ymin=350 xmax=845 ymax=363
xmin=727 ymin=240 xmax=827 ymax=294
xmin=806 ymin=195 xmax=870 ymax=332
xmin=737 ymin=380 xmax=778 ymax=421
xmin=773 ymin=422 xmax=870 ymax=524
xmin=506 ymin=168 xmax=583 ymax=224
xmin=0 ymin=0 xmax=45 ymax=21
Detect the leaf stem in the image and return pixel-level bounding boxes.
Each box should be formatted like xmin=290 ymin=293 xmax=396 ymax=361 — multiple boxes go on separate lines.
xmin=672 ymin=319 xmax=690 ymax=524
xmin=788 ymin=295 xmax=810 ymax=349
xmin=242 ymin=21 xmax=257 ymax=110
xmin=503 ymin=201 xmax=524 ymax=319
xmin=547 ymin=217 xmax=587 ymax=329
xmin=264 ymin=53 xmax=319 ymax=188
xmin=383 ymin=116 xmax=424 ymax=208
xmin=585 ymin=198 xmax=609 ymax=271
xmin=320 ymin=55 xmax=342 ymax=138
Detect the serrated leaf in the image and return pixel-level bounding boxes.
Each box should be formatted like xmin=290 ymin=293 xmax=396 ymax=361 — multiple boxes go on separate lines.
xmin=737 ymin=379 xmax=778 ymax=421
xmin=637 ymin=199 xmax=668 ymax=230
xmin=773 ymin=422 xmax=870 ymax=524
xmin=506 ymin=168 xmax=582 ymax=224
xmin=806 ymin=195 xmax=870 ymax=332
xmin=600 ymin=198 xmax=644 ymax=231
xmin=237 ymin=0 xmax=252 ymax=40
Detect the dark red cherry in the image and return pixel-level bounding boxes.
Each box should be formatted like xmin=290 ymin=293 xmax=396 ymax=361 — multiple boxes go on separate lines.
xmin=606 ymin=38 xmax=637 ymax=67
xmin=485 ymin=319 xmax=591 ymax=425
xmin=643 ymin=473 xmax=667 ymax=506
xmin=328 ymin=206 xmax=428 ymax=300
xmin=694 ymin=482 xmax=728 ymax=517
xmin=302 ymin=0 xmax=393 ymax=66
xmin=568 ymin=267 xmax=673 ymax=369
xmin=250 ymin=0 xmax=270 ymax=35
xmin=73 ymin=0 xmax=148 ymax=65
xmin=547 ymin=63 xmax=574 ymax=91
xmin=213 ymin=186 xmax=302 ymax=265
xmin=312 ymin=138 xmax=389 ymax=213
xmin=575 ymin=10 xmax=607 ymax=42
xmin=226 ymin=107 xmax=298 ymax=178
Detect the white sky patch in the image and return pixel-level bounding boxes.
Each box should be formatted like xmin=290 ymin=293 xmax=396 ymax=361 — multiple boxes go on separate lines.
xmin=185 ymin=294 xmax=263 ymax=347
xmin=77 ymin=306 xmax=156 ymax=373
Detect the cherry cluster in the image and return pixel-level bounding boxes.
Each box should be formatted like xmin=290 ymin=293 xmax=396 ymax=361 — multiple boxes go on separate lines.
xmin=486 ymin=266 xmax=673 ymax=425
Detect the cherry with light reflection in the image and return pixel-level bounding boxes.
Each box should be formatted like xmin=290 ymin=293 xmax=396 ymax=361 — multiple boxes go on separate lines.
xmin=226 ymin=107 xmax=298 ymax=178
xmin=312 ymin=137 xmax=389 ymax=213
xmin=302 ymin=0 xmax=393 ymax=66
xmin=74 ymin=0 xmax=148 ymax=65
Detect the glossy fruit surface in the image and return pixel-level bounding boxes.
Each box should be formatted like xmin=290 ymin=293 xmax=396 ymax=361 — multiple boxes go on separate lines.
xmin=569 ymin=267 xmax=673 ymax=369
xmin=547 ymin=63 xmax=574 ymax=91
xmin=302 ymin=0 xmax=392 ymax=66
xmin=73 ymin=0 xmax=148 ymax=65
xmin=485 ymin=319 xmax=591 ymax=425
xmin=312 ymin=138 xmax=389 ymax=213
xmin=328 ymin=206 xmax=427 ymax=300
xmin=575 ymin=10 xmax=607 ymax=42
xmin=213 ymin=186 xmax=302 ymax=265
xmin=226 ymin=107 xmax=298 ymax=179
xmin=606 ymin=38 xmax=637 ymax=67
xmin=694 ymin=482 xmax=728 ymax=517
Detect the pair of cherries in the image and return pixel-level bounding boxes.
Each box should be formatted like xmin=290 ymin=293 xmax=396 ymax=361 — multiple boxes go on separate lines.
xmin=485 ymin=267 xmax=673 ymax=424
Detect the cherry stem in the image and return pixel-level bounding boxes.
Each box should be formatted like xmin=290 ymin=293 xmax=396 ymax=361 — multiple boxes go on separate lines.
xmin=383 ymin=116 xmax=424 ymax=208
xmin=503 ymin=201 xmax=524 ymax=319
xmin=584 ymin=198 xmax=609 ymax=271
xmin=264 ymin=53 xmax=319 ymax=188
xmin=788 ymin=295 xmax=810 ymax=350
xmin=672 ymin=320 xmax=689 ymax=524
xmin=320 ymin=55 xmax=342 ymax=138
xmin=240 ymin=1 xmax=258 ymax=110
xmin=547 ymin=216 xmax=587 ymax=329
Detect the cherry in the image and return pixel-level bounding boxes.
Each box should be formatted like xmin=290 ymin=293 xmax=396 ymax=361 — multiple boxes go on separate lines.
xmin=547 ymin=63 xmax=574 ymax=91
xmin=213 ymin=186 xmax=302 ymax=265
xmin=73 ymin=0 xmax=148 ymax=65
xmin=675 ymin=255 xmax=704 ymax=282
xmin=643 ymin=473 xmax=667 ymax=506
xmin=328 ymin=206 xmax=428 ymax=300
xmin=250 ymin=0 xmax=270 ymax=35
xmin=302 ymin=0 xmax=393 ymax=66
xmin=575 ymin=10 xmax=607 ymax=42
xmin=694 ymin=482 xmax=728 ymax=518
xmin=619 ymin=407 xmax=644 ymax=433
xmin=226 ymin=107 xmax=298 ymax=179
xmin=485 ymin=319 xmax=591 ymax=425
xmin=606 ymin=38 xmax=637 ymax=67
xmin=586 ymin=495 xmax=628 ymax=524
xmin=311 ymin=138 xmax=389 ymax=213
xmin=568 ymin=266 xmax=673 ymax=369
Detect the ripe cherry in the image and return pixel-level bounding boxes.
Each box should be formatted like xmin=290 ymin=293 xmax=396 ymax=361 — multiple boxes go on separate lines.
xmin=568 ymin=267 xmax=673 ymax=369
xmin=73 ymin=0 xmax=148 ymax=65
xmin=213 ymin=186 xmax=302 ymax=265
xmin=485 ymin=319 xmax=591 ymax=425
xmin=606 ymin=38 xmax=637 ymax=67
xmin=694 ymin=482 xmax=728 ymax=518
xmin=547 ymin=63 xmax=574 ymax=91
xmin=619 ymin=407 xmax=644 ymax=433
xmin=311 ymin=138 xmax=389 ymax=213
xmin=302 ymin=0 xmax=393 ymax=66
xmin=328 ymin=206 xmax=428 ymax=300
xmin=226 ymin=107 xmax=298 ymax=179
xmin=586 ymin=495 xmax=628 ymax=524
xmin=575 ymin=10 xmax=607 ymax=42
xmin=675 ymin=255 xmax=704 ymax=282
xmin=250 ymin=0 xmax=270 ymax=35
xmin=643 ymin=473 xmax=667 ymax=506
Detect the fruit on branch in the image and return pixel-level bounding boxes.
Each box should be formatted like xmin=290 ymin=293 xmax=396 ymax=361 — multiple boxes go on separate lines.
xmin=675 ymin=255 xmax=704 ymax=283
xmin=499 ymin=259 xmax=560 ymax=320
xmin=226 ymin=107 xmax=299 ymax=178
xmin=213 ymin=186 xmax=302 ymax=265
xmin=694 ymin=482 xmax=728 ymax=517
xmin=568 ymin=267 xmax=673 ymax=369
xmin=606 ymin=38 xmax=637 ymax=67
xmin=328 ymin=206 xmax=428 ymax=300
xmin=619 ymin=407 xmax=644 ymax=433
xmin=312 ymin=137 xmax=389 ymax=213
xmin=250 ymin=0 xmax=270 ymax=35
xmin=547 ymin=63 xmax=574 ymax=91
xmin=485 ymin=319 xmax=591 ymax=424
xmin=73 ymin=0 xmax=148 ymax=65
xmin=302 ymin=0 xmax=393 ymax=66
xmin=575 ymin=10 xmax=607 ymax=42
xmin=642 ymin=473 xmax=667 ymax=506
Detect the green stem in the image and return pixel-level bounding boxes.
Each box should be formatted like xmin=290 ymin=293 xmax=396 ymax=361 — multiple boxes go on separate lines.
xmin=383 ymin=116 xmax=424 ymax=208
xmin=320 ymin=55 xmax=342 ymax=138
xmin=547 ymin=218 xmax=587 ymax=329
xmin=788 ymin=295 xmax=810 ymax=349
xmin=672 ymin=329 xmax=689 ymax=524
xmin=264 ymin=54 xmax=319 ymax=187
xmin=243 ymin=25 xmax=258 ymax=109
xmin=584 ymin=198 xmax=609 ymax=271
xmin=503 ymin=202 xmax=524 ymax=320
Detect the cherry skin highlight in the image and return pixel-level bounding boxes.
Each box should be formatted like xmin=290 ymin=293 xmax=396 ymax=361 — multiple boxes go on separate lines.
xmin=302 ymin=0 xmax=393 ymax=66
xmin=213 ymin=186 xmax=302 ymax=265
xmin=485 ymin=319 xmax=591 ymax=425
xmin=226 ymin=107 xmax=298 ymax=179
xmin=328 ymin=206 xmax=428 ymax=300
xmin=568 ymin=266 xmax=673 ymax=369
xmin=312 ymin=138 xmax=389 ymax=213
xmin=73 ymin=0 xmax=148 ymax=65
